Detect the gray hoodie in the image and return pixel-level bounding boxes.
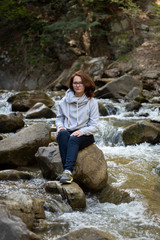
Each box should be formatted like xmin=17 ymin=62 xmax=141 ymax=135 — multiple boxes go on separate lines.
xmin=56 ymin=89 xmax=99 ymax=135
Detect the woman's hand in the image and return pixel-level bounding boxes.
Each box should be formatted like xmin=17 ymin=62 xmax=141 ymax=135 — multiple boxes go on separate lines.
xmin=71 ymin=130 xmax=82 ymax=137
xmin=56 ymin=127 xmax=66 ymax=136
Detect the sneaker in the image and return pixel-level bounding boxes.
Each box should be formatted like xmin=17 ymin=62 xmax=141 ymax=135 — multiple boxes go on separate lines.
xmin=60 ymin=170 xmax=73 ymax=184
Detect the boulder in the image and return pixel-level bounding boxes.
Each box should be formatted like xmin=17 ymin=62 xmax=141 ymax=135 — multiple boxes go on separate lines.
xmin=36 ymin=143 xmax=107 ymax=192
xmin=73 ymin=144 xmax=108 ymax=191
xmin=0 ymin=203 xmax=29 ymax=240
xmin=0 ymin=114 xmax=24 ymax=133
xmin=45 ymin=181 xmax=86 ymax=210
xmin=0 ymin=169 xmax=34 ymax=180
xmin=8 ymin=91 xmax=55 ymax=111
xmin=35 ymin=143 xmax=63 ymax=180
xmin=56 ymin=228 xmax=112 ymax=240
xmin=2 ymin=193 xmax=45 ymax=230
xmin=95 ymin=74 xmax=142 ymax=99
xmin=122 ymin=120 xmax=160 ymax=145
xmin=25 ymin=102 xmax=56 ymax=119
xmin=0 ymin=123 xmax=51 ymax=167
xmin=97 ymin=184 xmax=132 ymax=204
xmin=125 ymin=100 xmax=141 ymax=112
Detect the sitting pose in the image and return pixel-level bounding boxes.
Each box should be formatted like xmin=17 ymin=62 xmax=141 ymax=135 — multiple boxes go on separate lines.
xmin=56 ymin=70 xmax=99 ymax=184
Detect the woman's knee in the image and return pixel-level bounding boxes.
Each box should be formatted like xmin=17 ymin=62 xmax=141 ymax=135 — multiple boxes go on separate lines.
xmin=57 ymin=129 xmax=70 ymax=140
xmin=69 ymin=136 xmax=80 ymax=145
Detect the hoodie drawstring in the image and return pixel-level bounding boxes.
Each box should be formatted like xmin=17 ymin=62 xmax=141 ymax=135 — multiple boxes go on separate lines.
xmin=77 ymin=102 xmax=79 ymax=127
xmin=67 ymin=103 xmax=70 ymax=128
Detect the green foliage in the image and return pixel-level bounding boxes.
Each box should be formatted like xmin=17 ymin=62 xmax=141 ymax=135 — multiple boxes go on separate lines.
xmin=82 ymin=0 xmax=140 ymax=15
xmin=44 ymin=17 xmax=101 ymax=35
xmin=0 ymin=0 xmax=32 ymax=22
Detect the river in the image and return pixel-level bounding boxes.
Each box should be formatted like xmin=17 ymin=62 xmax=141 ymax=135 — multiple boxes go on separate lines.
xmin=0 ymin=90 xmax=160 ymax=240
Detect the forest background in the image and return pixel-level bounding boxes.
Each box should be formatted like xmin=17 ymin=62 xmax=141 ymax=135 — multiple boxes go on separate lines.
xmin=0 ymin=0 xmax=160 ymax=90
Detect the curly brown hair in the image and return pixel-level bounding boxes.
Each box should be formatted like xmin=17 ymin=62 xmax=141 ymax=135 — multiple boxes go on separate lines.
xmin=68 ymin=70 xmax=95 ymax=98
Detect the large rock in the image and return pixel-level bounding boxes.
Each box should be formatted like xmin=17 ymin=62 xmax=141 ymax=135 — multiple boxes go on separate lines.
xmin=45 ymin=181 xmax=86 ymax=210
xmin=0 ymin=169 xmax=34 ymax=180
xmin=0 ymin=123 xmax=51 ymax=167
xmin=8 ymin=91 xmax=55 ymax=111
xmin=73 ymin=144 xmax=108 ymax=191
xmin=56 ymin=228 xmax=112 ymax=240
xmin=25 ymin=102 xmax=56 ymax=119
xmin=2 ymin=193 xmax=45 ymax=230
xmin=95 ymin=74 xmax=142 ymax=99
xmin=35 ymin=143 xmax=63 ymax=180
xmin=0 ymin=114 xmax=24 ymax=133
xmin=0 ymin=203 xmax=29 ymax=240
xmin=122 ymin=120 xmax=160 ymax=145
xmin=36 ymin=143 xmax=107 ymax=192
xmin=97 ymin=184 xmax=132 ymax=204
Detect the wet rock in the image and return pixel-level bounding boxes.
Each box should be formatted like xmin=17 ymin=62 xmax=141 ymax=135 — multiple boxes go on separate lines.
xmin=35 ymin=143 xmax=63 ymax=180
xmin=97 ymin=184 xmax=132 ymax=204
xmin=95 ymin=74 xmax=142 ymax=99
xmin=8 ymin=91 xmax=55 ymax=111
xmin=125 ymin=101 xmax=141 ymax=112
xmin=122 ymin=120 xmax=160 ymax=145
xmin=28 ymin=231 xmax=41 ymax=240
xmin=33 ymin=219 xmax=69 ymax=234
xmin=98 ymin=103 xmax=108 ymax=116
xmin=56 ymin=227 xmax=112 ymax=240
xmin=36 ymin=143 xmax=107 ymax=192
xmin=150 ymin=97 xmax=160 ymax=103
xmin=25 ymin=102 xmax=56 ymax=119
xmin=45 ymin=181 xmax=86 ymax=210
xmin=2 ymin=193 xmax=45 ymax=230
xmin=155 ymin=164 xmax=160 ymax=176
xmin=0 ymin=114 xmax=24 ymax=133
xmin=0 ymin=203 xmax=30 ymax=240
xmin=105 ymin=103 xmax=118 ymax=115
xmin=0 ymin=123 xmax=51 ymax=167
xmin=151 ymin=116 xmax=160 ymax=124
xmin=142 ymin=70 xmax=160 ymax=79
xmin=73 ymin=144 xmax=108 ymax=191
xmin=125 ymin=87 xmax=142 ymax=100
xmin=0 ymin=169 xmax=34 ymax=180
xmin=104 ymin=68 xmax=121 ymax=78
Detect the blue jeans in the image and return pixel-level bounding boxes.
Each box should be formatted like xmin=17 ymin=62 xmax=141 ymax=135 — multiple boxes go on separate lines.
xmin=57 ymin=130 xmax=95 ymax=172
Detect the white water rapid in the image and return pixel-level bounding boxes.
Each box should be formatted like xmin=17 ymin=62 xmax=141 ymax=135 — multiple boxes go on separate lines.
xmin=0 ymin=91 xmax=160 ymax=240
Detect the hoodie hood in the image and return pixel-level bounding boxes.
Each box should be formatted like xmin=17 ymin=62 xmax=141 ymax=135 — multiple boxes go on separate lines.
xmin=65 ymin=89 xmax=88 ymax=105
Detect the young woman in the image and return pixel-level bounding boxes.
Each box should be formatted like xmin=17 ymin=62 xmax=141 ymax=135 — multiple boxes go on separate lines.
xmin=56 ymin=70 xmax=99 ymax=184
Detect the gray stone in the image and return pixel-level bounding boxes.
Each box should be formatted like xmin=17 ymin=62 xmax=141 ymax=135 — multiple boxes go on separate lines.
xmin=0 ymin=169 xmax=34 ymax=181
xmin=73 ymin=144 xmax=108 ymax=191
xmin=2 ymin=193 xmax=45 ymax=230
xmin=0 ymin=114 xmax=24 ymax=133
xmin=122 ymin=120 xmax=160 ymax=145
xmin=95 ymin=74 xmax=142 ymax=99
xmin=56 ymin=227 xmax=112 ymax=240
xmin=0 ymin=203 xmax=29 ymax=240
xmin=35 ymin=143 xmax=63 ymax=180
xmin=45 ymin=181 xmax=86 ymax=210
xmin=0 ymin=123 xmax=51 ymax=167
xmin=8 ymin=91 xmax=55 ymax=111
xmin=25 ymin=102 xmax=56 ymax=119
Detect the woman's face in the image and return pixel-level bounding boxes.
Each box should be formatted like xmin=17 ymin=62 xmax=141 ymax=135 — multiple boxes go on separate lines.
xmin=72 ymin=76 xmax=85 ymax=97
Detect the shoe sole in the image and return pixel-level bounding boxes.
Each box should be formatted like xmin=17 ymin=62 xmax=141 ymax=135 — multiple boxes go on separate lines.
xmin=60 ymin=178 xmax=73 ymax=184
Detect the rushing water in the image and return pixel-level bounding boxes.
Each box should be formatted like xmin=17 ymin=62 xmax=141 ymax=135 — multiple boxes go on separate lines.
xmin=0 ymin=90 xmax=160 ymax=240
